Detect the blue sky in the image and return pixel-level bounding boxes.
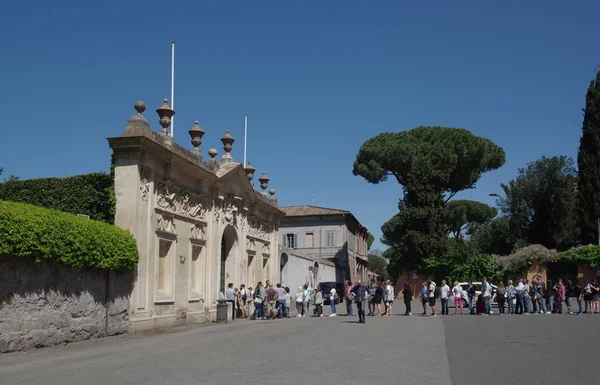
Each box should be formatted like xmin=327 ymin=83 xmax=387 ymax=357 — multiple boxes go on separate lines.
xmin=1 ymin=1 xmax=599 ymax=251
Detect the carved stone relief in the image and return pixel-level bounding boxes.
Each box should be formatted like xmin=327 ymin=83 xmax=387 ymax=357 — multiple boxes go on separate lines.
xmin=247 ymin=216 xmax=271 ymax=241
xmin=157 ymin=212 xmax=176 ymax=233
xmin=140 ymin=167 xmax=151 ymax=204
xmin=246 ymin=237 xmax=255 ymax=251
xmin=191 ymin=222 xmax=207 ymax=240
xmin=156 ymin=181 xmax=206 ymax=220
xmin=263 ymin=241 xmax=271 ymax=255
xmin=216 ymin=194 xmax=242 ymax=228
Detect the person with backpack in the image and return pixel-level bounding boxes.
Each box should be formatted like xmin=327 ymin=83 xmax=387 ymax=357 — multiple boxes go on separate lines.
xmin=427 ymin=278 xmax=437 ymax=317
xmin=467 ymin=282 xmax=476 ymax=315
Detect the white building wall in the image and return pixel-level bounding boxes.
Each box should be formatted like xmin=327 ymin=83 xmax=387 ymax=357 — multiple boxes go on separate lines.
xmin=279 ymin=247 xmax=336 ymax=293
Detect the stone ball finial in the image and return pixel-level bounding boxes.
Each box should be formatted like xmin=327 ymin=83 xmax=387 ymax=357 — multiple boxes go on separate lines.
xmin=156 ymin=98 xmax=175 ymax=134
xmin=258 ymin=171 xmax=270 ymax=192
xmin=208 ymin=148 xmax=218 ymax=159
xmin=134 ymin=101 xmax=146 ymax=115
xmin=245 ymin=162 xmax=256 ymax=181
xmin=269 ymin=188 xmax=276 ymax=196
xmin=188 ymin=120 xmax=205 ymax=151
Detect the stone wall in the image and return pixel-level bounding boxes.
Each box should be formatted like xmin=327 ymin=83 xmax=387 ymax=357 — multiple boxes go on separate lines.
xmin=0 ymin=255 xmax=133 ymax=353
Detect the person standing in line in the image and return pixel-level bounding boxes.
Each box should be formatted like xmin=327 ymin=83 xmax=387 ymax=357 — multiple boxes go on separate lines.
xmin=225 ymin=283 xmax=236 ymax=320
xmin=375 ymin=281 xmax=385 ymax=316
xmin=556 ymin=279 xmax=566 ymax=314
xmin=304 ymin=283 xmax=314 ymax=316
xmin=467 ymin=282 xmax=476 ymax=315
xmin=238 ymin=284 xmax=248 ymax=319
xmin=530 ymin=280 xmax=539 ymax=314
xmin=544 ymin=279 xmax=554 ymax=314
xmin=276 ymin=283 xmax=286 ymax=319
xmin=591 ymin=280 xmax=600 ymax=313
xmin=452 ymin=281 xmax=464 ymax=315
xmin=385 ymin=280 xmax=394 ymax=316
xmin=351 ymin=280 xmax=370 ymax=324
xmin=329 ymin=287 xmax=338 ymax=317
xmin=428 ymin=278 xmax=437 ymax=317
xmin=302 ymin=284 xmax=311 ymax=317
xmin=440 ymin=280 xmax=450 ymax=315
xmin=506 ymin=280 xmax=515 ymax=315
xmin=265 ymin=283 xmax=278 ymax=319
xmin=253 ymin=282 xmax=265 ymax=320
xmin=402 ymin=282 xmax=413 ymax=315
xmin=482 ymin=277 xmax=492 ymax=315
xmin=496 ymin=282 xmax=506 ymax=315
xmin=344 ymin=281 xmax=355 ymax=316
xmin=565 ymin=280 xmax=574 ymax=314
xmin=314 ymin=286 xmax=323 ymax=317
xmin=295 ymin=286 xmax=304 ymax=317
xmin=367 ymin=282 xmax=377 ymax=316
xmin=284 ymin=287 xmax=291 ymax=318
xmin=515 ymin=279 xmax=524 ymax=315
xmin=536 ymin=280 xmax=546 ymax=314
xmin=522 ymin=279 xmax=531 ymax=315
xmin=421 ymin=282 xmax=429 ymax=315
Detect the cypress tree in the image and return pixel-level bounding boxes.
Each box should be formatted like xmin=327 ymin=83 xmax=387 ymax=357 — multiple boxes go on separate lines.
xmin=577 ymin=69 xmax=600 ymax=244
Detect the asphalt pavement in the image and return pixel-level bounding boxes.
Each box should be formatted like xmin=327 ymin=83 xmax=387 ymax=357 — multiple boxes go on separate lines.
xmin=0 ymin=301 xmax=451 ymax=385
xmin=1 ymin=302 xmax=596 ymax=385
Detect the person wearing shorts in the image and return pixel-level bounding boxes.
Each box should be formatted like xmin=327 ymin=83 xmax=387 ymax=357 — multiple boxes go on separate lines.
xmin=428 ymin=278 xmax=437 ymax=317
xmin=452 ymin=281 xmax=463 ymax=315
xmin=265 ymin=283 xmax=278 ymax=319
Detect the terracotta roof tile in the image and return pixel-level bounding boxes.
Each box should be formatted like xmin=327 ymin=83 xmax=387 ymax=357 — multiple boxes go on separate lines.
xmin=280 ymin=205 xmax=350 ymax=217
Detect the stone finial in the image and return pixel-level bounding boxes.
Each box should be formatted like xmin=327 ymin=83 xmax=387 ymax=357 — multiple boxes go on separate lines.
xmin=245 ymin=162 xmax=256 ymax=181
xmin=221 ymin=130 xmax=235 ymax=162
xmin=156 ymin=98 xmax=175 ymax=135
xmin=122 ymin=101 xmax=151 ymax=137
xmin=206 ymin=148 xmax=219 ymax=172
xmin=269 ymin=188 xmax=276 ymax=196
xmin=134 ymin=101 xmax=146 ymax=115
xmin=258 ymin=171 xmax=270 ymax=192
xmin=188 ymin=121 xmax=205 ymax=155
xmin=268 ymin=188 xmax=278 ymax=206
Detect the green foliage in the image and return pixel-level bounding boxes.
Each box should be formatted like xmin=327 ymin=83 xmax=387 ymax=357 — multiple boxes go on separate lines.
xmin=353 ymin=126 xmax=505 ymax=272
xmin=494 ymin=156 xmax=578 ymax=251
xmin=577 ymin=70 xmax=600 ymax=244
xmin=367 ymin=249 xmax=389 ymax=278
xmin=495 ymin=244 xmax=559 ymax=275
xmin=0 ymin=201 xmax=138 ymax=271
xmin=366 ymin=232 xmax=375 ymax=251
xmin=445 ymin=200 xmax=497 ymax=239
xmin=0 ymin=172 xmax=114 ymax=224
xmin=469 ymin=217 xmax=516 ymax=256
xmin=559 ymin=244 xmax=600 ymax=267
xmin=424 ymin=240 xmax=503 ymax=283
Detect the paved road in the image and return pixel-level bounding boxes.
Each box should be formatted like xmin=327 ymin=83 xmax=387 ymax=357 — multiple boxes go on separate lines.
xmin=0 ymin=302 xmax=451 ymax=385
xmin=2 ymin=303 xmax=597 ymax=385
xmin=442 ymin=312 xmax=600 ymax=385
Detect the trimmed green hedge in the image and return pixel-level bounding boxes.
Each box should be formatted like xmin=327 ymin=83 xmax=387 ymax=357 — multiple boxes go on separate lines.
xmin=0 ymin=172 xmax=114 ymax=224
xmin=0 ymin=200 xmax=138 ymax=271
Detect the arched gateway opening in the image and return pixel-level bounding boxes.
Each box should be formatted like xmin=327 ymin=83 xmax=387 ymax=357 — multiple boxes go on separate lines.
xmin=280 ymin=253 xmax=289 ymax=284
xmin=220 ymin=225 xmax=238 ymax=294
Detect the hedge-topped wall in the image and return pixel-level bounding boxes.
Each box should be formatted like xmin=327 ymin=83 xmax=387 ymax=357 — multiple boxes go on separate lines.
xmin=0 ymin=200 xmax=138 ymax=271
xmin=0 ymin=172 xmax=114 ymax=223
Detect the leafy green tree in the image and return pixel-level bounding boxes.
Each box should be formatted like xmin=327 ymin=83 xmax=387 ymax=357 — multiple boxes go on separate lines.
xmin=366 ymin=232 xmax=375 ymax=251
xmin=353 ymin=126 xmax=505 ymax=272
xmin=469 ymin=217 xmax=516 ymax=256
xmin=445 ymin=200 xmax=497 ymax=239
xmin=578 ymin=69 xmax=600 ymax=245
xmin=493 ymin=156 xmax=578 ymax=251
xmin=367 ymin=249 xmax=389 ymax=278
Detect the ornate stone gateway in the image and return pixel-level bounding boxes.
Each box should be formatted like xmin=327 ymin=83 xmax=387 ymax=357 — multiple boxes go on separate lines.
xmin=108 ymin=100 xmax=283 ymax=331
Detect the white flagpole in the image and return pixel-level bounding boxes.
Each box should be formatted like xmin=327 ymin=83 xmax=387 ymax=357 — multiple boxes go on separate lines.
xmin=170 ymin=40 xmax=175 ymax=138
xmin=244 ymin=113 xmax=248 ymax=167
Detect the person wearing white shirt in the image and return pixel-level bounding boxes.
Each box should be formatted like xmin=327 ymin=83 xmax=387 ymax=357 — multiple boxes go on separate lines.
xmin=428 ymin=278 xmax=437 ymax=317
xmin=440 ymin=280 xmax=450 ymax=315
xmin=515 ymin=279 xmax=525 ymax=314
xmin=482 ymin=277 xmax=493 ymax=315
xmin=452 ymin=282 xmax=464 ymax=315
xmin=329 ymin=288 xmax=337 ymax=317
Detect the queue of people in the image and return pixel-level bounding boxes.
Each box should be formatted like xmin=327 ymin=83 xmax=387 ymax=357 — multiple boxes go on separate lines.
xmin=226 ymin=277 xmax=600 ymax=320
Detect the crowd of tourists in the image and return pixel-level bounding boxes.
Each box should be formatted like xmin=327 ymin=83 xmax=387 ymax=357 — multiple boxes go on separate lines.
xmin=416 ymin=277 xmax=600 ymax=316
xmin=223 ymin=277 xmax=600 ymax=321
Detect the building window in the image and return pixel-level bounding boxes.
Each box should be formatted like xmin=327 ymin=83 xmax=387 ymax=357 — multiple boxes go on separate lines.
xmin=157 ymin=239 xmax=174 ymax=301
xmin=284 ymin=233 xmax=297 ymax=248
xmin=305 ymin=232 xmax=314 ymax=247
xmin=190 ymin=245 xmax=204 ymax=300
xmin=326 ymin=231 xmax=335 ymax=247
